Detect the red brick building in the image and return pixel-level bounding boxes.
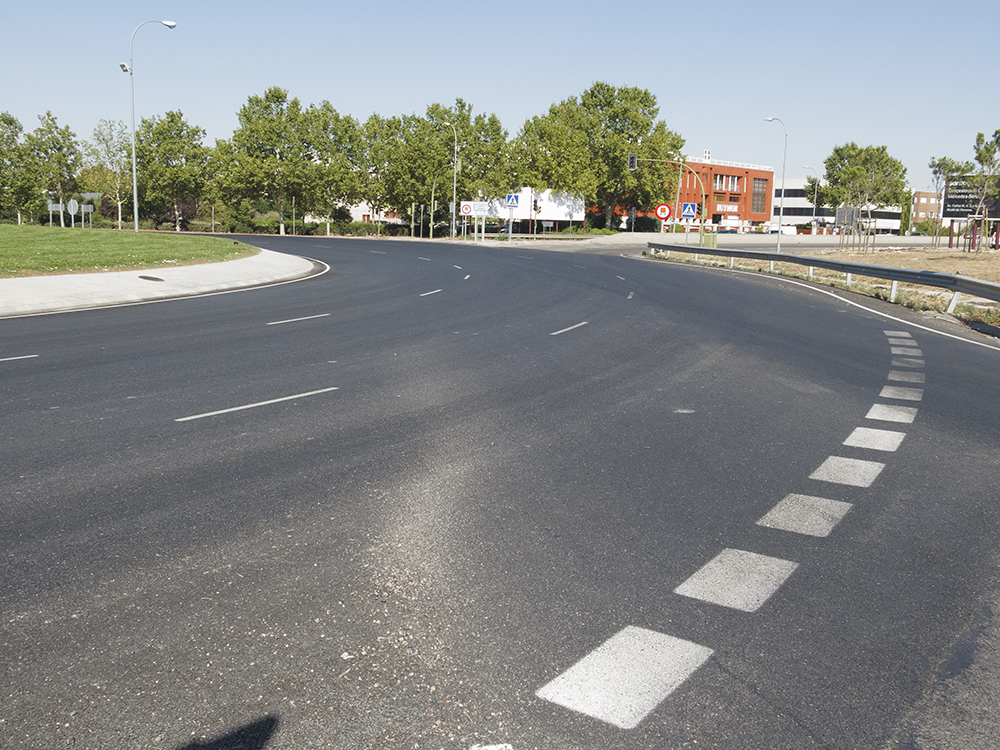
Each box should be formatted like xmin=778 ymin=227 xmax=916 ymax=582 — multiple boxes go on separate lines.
xmin=673 ymin=157 xmax=774 ymax=231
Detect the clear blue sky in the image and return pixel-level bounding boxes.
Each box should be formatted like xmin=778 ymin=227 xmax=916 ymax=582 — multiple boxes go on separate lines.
xmin=3 ymin=0 xmax=997 ymax=191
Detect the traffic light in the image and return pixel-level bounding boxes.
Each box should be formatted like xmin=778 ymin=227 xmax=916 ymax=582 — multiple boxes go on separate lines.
xmin=627 ymin=153 xmax=637 ymax=171
xmin=695 ymin=201 xmax=703 ymax=217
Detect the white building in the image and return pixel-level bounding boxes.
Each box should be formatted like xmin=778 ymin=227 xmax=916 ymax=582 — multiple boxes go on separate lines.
xmin=774 ymin=177 xmax=901 ymax=234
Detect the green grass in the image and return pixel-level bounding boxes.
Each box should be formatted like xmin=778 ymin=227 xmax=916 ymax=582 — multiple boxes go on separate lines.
xmin=0 ymin=225 xmax=258 ymax=277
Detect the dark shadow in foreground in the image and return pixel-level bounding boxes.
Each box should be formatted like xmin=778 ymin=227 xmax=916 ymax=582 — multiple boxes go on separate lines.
xmin=177 ymin=715 xmax=279 ymax=750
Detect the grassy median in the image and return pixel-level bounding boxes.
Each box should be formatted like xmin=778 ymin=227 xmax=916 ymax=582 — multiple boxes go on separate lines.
xmin=0 ymin=225 xmax=258 ymax=278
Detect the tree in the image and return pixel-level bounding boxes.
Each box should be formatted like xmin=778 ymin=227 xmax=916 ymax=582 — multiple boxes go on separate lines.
xmin=136 ymin=111 xmax=207 ymax=231
xmin=0 ymin=112 xmax=25 ymax=222
xmin=309 ymin=101 xmax=362 ymax=234
xmin=928 ymin=156 xmax=971 ymax=248
xmin=517 ymin=82 xmax=684 ymax=229
xmin=226 ymin=87 xmax=315 ymax=235
xmin=809 ymin=143 xmax=908 ymax=250
xmin=21 ymin=112 xmax=81 ymax=227
xmin=82 ymin=119 xmax=131 ymax=229
xmin=968 ymin=130 xmax=1000 ymax=250
xmin=357 ymin=113 xmax=403 ymax=233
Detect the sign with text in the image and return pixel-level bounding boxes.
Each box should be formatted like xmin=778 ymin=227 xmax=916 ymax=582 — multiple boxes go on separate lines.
xmin=943 ymin=176 xmax=1000 ymax=218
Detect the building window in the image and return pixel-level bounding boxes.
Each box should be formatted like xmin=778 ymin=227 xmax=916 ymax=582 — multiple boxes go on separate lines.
xmin=752 ymin=178 xmax=768 ymax=213
xmin=713 ymin=174 xmax=726 ymax=191
xmin=728 ymin=176 xmax=740 ymax=191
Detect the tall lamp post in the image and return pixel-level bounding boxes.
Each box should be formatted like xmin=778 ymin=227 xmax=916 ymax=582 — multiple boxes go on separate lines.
xmin=803 ymin=165 xmax=819 ymax=234
xmin=443 ymin=121 xmax=458 ymax=238
xmin=765 ymin=117 xmax=787 ymax=252
xmin=121 ymin=20 xmax=176 ymax=232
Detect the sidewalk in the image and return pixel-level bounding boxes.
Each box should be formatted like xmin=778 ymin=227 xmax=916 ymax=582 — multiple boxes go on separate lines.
xmin=0 ymin=250 xmax=320 ymax=318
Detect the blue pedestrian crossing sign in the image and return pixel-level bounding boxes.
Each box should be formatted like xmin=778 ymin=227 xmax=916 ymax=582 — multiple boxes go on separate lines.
xmin=506 ymin=194 xmax=519 ymax=208
xmin=681 ymin=202 xmax=697 ymax=219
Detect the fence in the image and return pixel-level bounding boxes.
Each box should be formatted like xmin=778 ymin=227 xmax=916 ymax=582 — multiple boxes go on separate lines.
xmin=647 ymin=242 xmax=1000 ymax=313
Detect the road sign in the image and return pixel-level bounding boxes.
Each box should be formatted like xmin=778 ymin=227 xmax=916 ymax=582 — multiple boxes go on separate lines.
xmin=505 ymin=194 xmax=519 ymax=209
xmin=681 ymin=202 xmax=697 ymax=219
xmin=460 ymin=202 xmax=473 ymax=215
xmin=654 ymin=203 xmax=671 ymax=220
xmin=67 ymin=198 xmax=79 ymax=216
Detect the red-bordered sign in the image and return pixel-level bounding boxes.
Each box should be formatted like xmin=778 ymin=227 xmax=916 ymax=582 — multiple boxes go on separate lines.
xmin=655 ymin=203 xmax=671 ymax=220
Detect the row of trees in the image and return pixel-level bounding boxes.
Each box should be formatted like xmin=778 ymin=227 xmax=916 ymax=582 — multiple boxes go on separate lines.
xmin=0 ymin=82 xmax=685 ymax=234
xmin=928 ymin=130 xmax=1000 ymax=250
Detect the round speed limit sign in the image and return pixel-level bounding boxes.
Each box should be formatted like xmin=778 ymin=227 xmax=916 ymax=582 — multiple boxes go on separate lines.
xmin=654 ymin=203 xmax=671 ymax=220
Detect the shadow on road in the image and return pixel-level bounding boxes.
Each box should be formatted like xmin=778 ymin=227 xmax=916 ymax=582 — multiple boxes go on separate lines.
xmin=176 ymin=715 xmax=279 ymax=750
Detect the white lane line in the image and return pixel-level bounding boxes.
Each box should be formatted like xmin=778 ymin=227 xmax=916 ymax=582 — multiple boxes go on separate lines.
xmin=674 ymin=549 xmax=798 ymax=612
xmin=616 ymin=275 xmax=626 ymax=281
xmin=843 ymin=427 xmax=906 ymax=452
xmin=418 ymin=257 xmax=431 ymax=261
xmin=887 ymin=338 xmax=915 ymax=346
xmin=550 ymin=321 xmax=589 ymax=336
xmin=810 ymin=456 xmax=885 ymax=487
xmin=453 ymin=265 xmax=462 ymax=269
xmin=866 ymin=404 xmax=919 ymax=423
xmin=266 ymin=313 xmax=331 ymax=326
xmin=888 ymin=370 xmax=925 ymax=383
xmin=627 ymin=292 xmax=635 ymax=300
xmin=880 ymin=385 xmax=923 ymax=401
xmin=464 ymin=274 xmax=470 ymax=280
xmin=1 ymin=354 xmax=39 ymax=362
xmin=891 ymin=358 xmax=925 ymax=368
xmin=536 ymin=626 xmax=713 ymax=729
xmin=175 ymin=387 xmax=339 ymax=422
xmin=890 ymin=347 xmax=924 ymax=356
xmin=370 ymin=250 xmax=386 ymax=254
xmin=420 ymin=289 xmax=443 ymax=297
xmin=517 ymin=256 xmax=534 ymax=260
xmin=757 ymin=494 xmax=853 ymax=537
xmin=884 ymin=330 xmax=912 ymax=337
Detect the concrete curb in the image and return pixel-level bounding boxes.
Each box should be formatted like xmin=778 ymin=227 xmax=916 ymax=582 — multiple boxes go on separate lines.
xmin=0 ymin=250 xmax=322 ymax=318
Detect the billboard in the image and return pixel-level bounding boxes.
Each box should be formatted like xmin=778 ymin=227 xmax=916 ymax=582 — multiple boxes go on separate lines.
xmin=942 ymin=176 xmax=1000 ymax=218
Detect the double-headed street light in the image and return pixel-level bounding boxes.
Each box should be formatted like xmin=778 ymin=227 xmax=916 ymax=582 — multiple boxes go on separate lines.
xmin=765 ymin=117 xmax=787 ymax=252
xmin=121 ymin=20 xmax=176 ymax=232
xmin=442 ymin=121 xmax=458 ymax=238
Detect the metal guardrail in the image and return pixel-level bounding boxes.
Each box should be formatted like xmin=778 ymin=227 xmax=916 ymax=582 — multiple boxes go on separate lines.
xmin=647 ymin=242 xmax=1000 ymax=313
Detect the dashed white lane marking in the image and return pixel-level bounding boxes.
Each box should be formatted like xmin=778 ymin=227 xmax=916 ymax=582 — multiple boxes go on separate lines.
xmin=536 ymin=626 xmax=713 ymax=729
xmin=757 ymin=494 xmax=853 ymax=537
xmin=175 ymin=387 xmax=339 ymax=422
xmin=627 ymin=292 xmax=635 ymax=300
xmin=843 ymin=427 xmax=906 ymax=452
xmin=890 ymin=347 xmax=924 ymax=356
xmin=884 ymin=330 xmax=912 ymax=337
xmin=880 ymin=385 xmax=924 ymax=401
xmin=517 ymin=256 xmax=534 ymax=260
xmin=866 ymin=404 xmax=919 ymax=423
xmin=892 ymin=357 xmax=925 ymax=368
xmin=418 ymin=257 xmax=431 ymax=261
xmin=550 ymin=321 xmax=589 ymax=336
xmin=616 ymin=275 xmax=626 ymax=281
xmin=887 ymin=338 xmax=915 ymax=346
xmin=266 ymin=313 xmax=331 ymax=326
xmin=453 ymin=265 xmax=462 ymax=269
xmin=420 ymin=289 xmax=443 ymax=297
xmin=888 ymin=370 xmax=925 ymax=383
xmin=464 ymin=274 xmax=471 ymax=280
xmin=810 ymin=456 xmax=885 ymax=487
xmin=673 ymin=549 xmax=799 ymax=612
xmin=0 ymin=354 xmax=39 ymax=362
xmin=370 ymin=250 xmax=386 ymax=254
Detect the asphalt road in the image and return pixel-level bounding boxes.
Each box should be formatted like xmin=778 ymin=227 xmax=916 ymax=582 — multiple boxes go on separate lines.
xmin=3 ymin=236 xmax=1000 ymax=749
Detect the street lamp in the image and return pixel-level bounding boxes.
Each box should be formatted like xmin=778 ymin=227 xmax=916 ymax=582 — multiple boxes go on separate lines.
xmin=121 ymin=20 xmax=176 ymax=232
xmin=803 ymin=165 xmax=819 ymax=234
xmin=443 ymin=121 xmax=458 ymax=238
xmin=765 ymin=117 xmax=787 ymax=252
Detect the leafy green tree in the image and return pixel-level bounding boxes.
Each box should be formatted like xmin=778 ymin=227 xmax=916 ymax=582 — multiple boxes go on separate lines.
xmin=969 ymin=130 xmax=1000 ymax=250
xmin=309 ymin=102 xmax=363 ymax=234
xmin=82 ymin=119 xmax=131 ymax=229
xmin=0 ymin=112 xmax=25 ymax=222
xmin=136 ymin=110 xmax=208 ymax=231
xmin=358 ymin=113 xmax=403 ymax=233
xmin=810 ymin=143 xmax=908 ymax=250
xmin=928 ymin=156 xmax=972 ymax=247
xmin=21 ymin=112 xmax=81 ymax=227
xmin=226 ymin=87 xmax=315 ymax=235
xmin=517 ymin=82 xmax=683 ymax=229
